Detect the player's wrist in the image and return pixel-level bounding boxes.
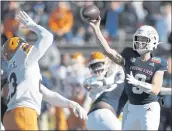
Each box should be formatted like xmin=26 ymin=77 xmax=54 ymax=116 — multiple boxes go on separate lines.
xmin=27 ymin=23 xmax=38 ymax=30
xmin=137 ymin=81 xmax=153 ymax=93
xmin=68 ymin=100 xmax=76 ymax=109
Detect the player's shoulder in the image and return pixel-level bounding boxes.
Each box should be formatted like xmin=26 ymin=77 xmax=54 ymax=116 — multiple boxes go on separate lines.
xmin=121 ymin=47 xmax=138 ymax=58
xmin=151 ymin=56 xmax=167 ymax=65
xmin=121 ymin=47 xmax=133 ymax=53
xmin=151 ymin=56 xmax=168 ymax=71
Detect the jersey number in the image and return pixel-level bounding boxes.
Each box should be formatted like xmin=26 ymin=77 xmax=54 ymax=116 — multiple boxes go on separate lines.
xmin=132 ymin=74 xmax=146 ymax=94
xmin=7 ymin=72 xmax=18 ymax=103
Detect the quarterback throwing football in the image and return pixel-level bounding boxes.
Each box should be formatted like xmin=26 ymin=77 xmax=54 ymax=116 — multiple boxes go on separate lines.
xmin=2 ymin=11 xmax=87 ymax=130
xmin=81 ymin=14 xmax=168 ymax=130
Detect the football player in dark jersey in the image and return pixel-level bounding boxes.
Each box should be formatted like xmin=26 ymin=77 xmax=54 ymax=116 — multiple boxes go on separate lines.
xmin=81 ymin=14 xmax=168 ymax=130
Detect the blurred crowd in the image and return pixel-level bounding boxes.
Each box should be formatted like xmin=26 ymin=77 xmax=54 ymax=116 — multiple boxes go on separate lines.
xmin=1 ymin=1 xmax=172 ymax=130
xmin=1 ymin=1 xmax=172 ymax=46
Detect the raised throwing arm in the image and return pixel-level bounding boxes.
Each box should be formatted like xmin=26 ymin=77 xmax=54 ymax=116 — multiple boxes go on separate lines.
xmin=80 ymin=11 xmax=125 ymax=66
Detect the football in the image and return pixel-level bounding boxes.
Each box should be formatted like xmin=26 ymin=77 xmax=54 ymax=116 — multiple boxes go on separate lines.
xmin=81 ymin=5 xmax=100 ymax=20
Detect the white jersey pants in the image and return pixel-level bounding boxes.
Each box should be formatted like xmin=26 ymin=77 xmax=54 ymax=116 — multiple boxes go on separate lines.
xmin=123 ymin=101 xmax=160 ymax=130
xmin=86 ymin=109 xmax=121 ymax=130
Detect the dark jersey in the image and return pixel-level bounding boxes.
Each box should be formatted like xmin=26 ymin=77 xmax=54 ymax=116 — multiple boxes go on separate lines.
xmin=93 ymin=83 xmax=128 ymax=117
xmin=121 ymin=47 xmax=168 ymax=105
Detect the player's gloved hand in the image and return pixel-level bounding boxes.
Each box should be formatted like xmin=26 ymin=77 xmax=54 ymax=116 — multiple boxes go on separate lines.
xmin=83 ymin=76 xmax=105 ymax=89
xmin=126 ymin=71 xmax=139 ymax=86
xmin=68 ymin=101 xmax=88 ymax=120
xmin=16 ymin=11 xmax=37 ymax=28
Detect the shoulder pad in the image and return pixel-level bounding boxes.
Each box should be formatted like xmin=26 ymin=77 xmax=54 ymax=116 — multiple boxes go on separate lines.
xmin=121 ymin=47 xmax=137 ymax=58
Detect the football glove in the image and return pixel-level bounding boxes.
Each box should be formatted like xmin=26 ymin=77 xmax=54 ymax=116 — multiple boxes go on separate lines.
xmin=68 ymin=101 xmax=88 ymax=120
xmin=16 ymin=11 xmax=37 ymax=28
xmin=83 ymin=76 xmax=105 ymax=88
xmin=126 ymin=71 xmax=139 ymax=86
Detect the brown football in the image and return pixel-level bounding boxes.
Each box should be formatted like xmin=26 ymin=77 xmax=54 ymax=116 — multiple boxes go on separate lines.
xmin=81 ymin=5 xmax=100 ymax=20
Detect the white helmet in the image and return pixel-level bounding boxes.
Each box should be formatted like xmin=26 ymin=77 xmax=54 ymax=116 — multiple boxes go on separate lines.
xmin=133 ymin=25 xmax=160 ymax=54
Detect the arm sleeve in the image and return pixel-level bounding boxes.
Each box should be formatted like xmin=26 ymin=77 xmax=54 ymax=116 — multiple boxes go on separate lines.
xmin=159 ymin=87 xmax=172 ymax=95
xmin=40 ymin=84 xmax=70 ymax=108
xmin=26 ymin=24 xmax=53 ymax=65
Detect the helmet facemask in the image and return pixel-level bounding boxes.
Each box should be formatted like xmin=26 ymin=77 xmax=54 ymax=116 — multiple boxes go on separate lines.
xmin=89 ymin=62 xmax=108 ymax=77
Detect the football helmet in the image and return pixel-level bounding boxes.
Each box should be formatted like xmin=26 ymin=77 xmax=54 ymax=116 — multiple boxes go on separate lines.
xmin=71 ymin=52 xmax=85 ymax=65
xmin=2 ymin=37 xmax=26 ymax=61
xmin=133 ymin=25 xmax=159 ymax=54
xmin=87 ymin=52 xmax=108 ymax=77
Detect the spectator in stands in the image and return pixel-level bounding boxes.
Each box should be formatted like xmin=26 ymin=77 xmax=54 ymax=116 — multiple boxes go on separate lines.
xmin=49 ymin=2 xmax=73 ymax=40
xmin=72 ymin=27 xmax=85 ymax=45
xmin=49 ymin=53 xmax=72 ymax=130
xmin=143 ymin=1 xmax=161 ymax=26
xmin=1 ymin=23 xmax=8 ymax=46
xmin=119 ymin=2 xmax=138 ymax=32
xmin=3 ymin=1 xmax=20 ymax=38
xmin=39 ymin=74 xmax=54 ymax=130
xmin=39 ymin=43 xmax=61 ymax=71
xmin=105 ymin=2 xmax=123 ymax=40
xmin=155 ymin=2 xmax=171 ymax=49
xmin=33 ymin=1 xmax=49 ymax=28
xmin=132 ymin=1 xmax=145 ymax=24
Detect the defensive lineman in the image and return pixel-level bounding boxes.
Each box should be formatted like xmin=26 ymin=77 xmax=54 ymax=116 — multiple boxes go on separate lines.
xmin=2 ymin=11 xmax=87 ymax=130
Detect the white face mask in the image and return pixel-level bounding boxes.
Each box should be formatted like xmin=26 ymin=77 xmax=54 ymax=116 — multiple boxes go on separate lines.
xmin=89 ymin=62 xmax=107 ymax=77
xmin=133 ymin=36 xmax=151 ymax=55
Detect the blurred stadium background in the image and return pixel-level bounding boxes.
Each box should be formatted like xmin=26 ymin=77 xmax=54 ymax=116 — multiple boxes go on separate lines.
xmin=1 ymin=1 xmax=171 ymax=130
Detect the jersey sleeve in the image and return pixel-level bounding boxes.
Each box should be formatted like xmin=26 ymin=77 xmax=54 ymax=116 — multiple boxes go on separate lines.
xmin=120 ymin=47 xmax=134 ymax=67
xmin=25 ymin=25 xmax=53 ymax=65
xmin=120 ymin=47 xmax=129 ymax=59
xmin=156 ymin=58 xmax=168 ymax=72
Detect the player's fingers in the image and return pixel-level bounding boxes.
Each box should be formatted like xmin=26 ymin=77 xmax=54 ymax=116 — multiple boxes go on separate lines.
xmin=22 ymin=11 xmax=30 ymax=19
xmin=16 ymin=15 xmax=27 ymax=25
xmin=19 ymin=11 xmax=27 ymax=19
xmin=128 ymin=81 xmax=132 ymax=84
xmin=82 ymin=111 xmax=87 ymax=120
xmin=74 ymin=109 xmax=79 ymax=117
xmin=126 ymin=78 xmax=130 ymax=82
xmin=78 ymin=108 xmax=83 ymax=119
xmin=126 ymin=74 xmax=131 ymax=78
xmin=98 ymin=16 xmax=101 ymax=21
xmin=16 ymin=13 xmax=23 ymax=20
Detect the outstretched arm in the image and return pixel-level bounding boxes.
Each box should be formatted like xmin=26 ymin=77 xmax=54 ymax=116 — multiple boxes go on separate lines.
xmin=40 ymin=84 xmax=87 ymax=120
xmin=81 ymin=11 xmax=125 ymax=66
xmin=16 ymin=11 xmax=53 ymax=64
xmin=160 ymin=87 xmax=172 ymax=95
